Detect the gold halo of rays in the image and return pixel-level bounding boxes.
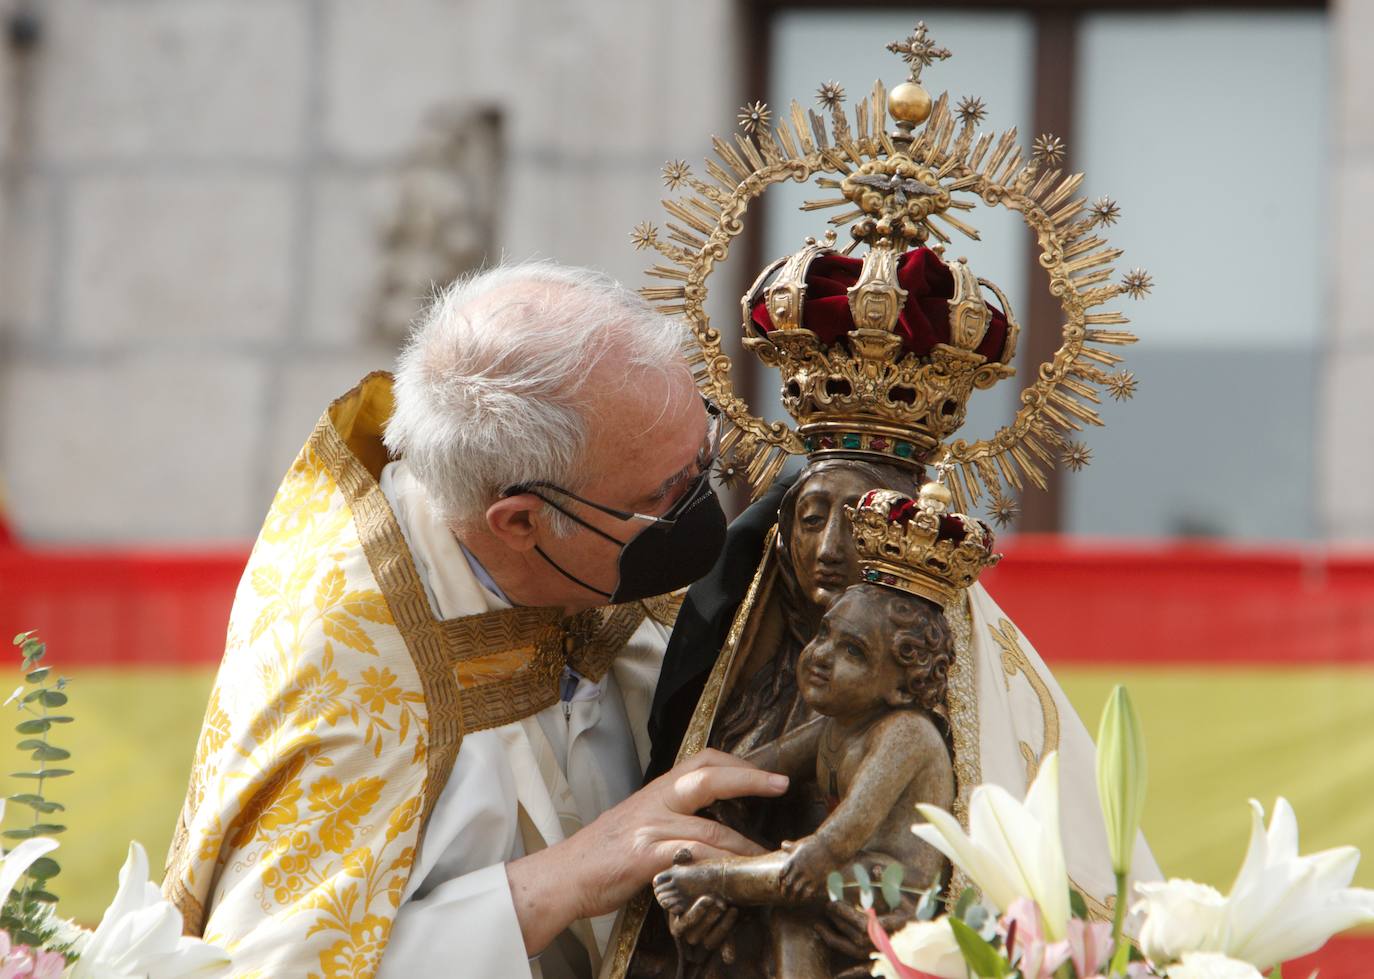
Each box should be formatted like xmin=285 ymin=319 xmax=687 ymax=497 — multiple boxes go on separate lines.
xmin=630 ymin=21 xmax=1146 ymax=524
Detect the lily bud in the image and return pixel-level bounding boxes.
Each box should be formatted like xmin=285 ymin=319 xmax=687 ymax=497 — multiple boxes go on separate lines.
xmin=1095 ymin=685 xmax=1147 ymax=877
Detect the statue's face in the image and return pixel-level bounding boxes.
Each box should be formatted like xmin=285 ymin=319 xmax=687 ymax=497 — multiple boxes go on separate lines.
xmin=788 ymin=467 xmax=881 ymax=611
xmin=796 ymin=589 xmax=907 ymax=717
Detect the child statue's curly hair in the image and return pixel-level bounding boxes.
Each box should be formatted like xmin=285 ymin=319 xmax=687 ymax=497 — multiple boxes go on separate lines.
xmin=853 ymin=583 xmax=954 ymax=716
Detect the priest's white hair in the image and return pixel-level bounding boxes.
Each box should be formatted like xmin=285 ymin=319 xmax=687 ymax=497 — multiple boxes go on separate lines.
xmin=384 ymin=261 xmax=692 ymax=533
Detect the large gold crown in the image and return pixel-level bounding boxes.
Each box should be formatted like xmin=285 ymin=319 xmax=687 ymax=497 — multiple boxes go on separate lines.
xmin=846 ymin=482 xmax=1001 ymax=607
xmin=632 ymin=21 xmax=1150 ymax=525
xmin=741 ymin=236 xmax=1018 ymax=470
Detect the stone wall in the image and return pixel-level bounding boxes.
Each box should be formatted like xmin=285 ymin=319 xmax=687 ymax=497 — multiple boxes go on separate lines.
xmin=0 ymin=0 xmax=743 ymax=542
xmin=1322 ymin=0 xmax=1374 ymax=542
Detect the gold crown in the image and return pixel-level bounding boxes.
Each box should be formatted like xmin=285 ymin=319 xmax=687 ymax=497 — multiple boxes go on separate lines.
xmin=741 ymin=235 xmax=1018 ymax=469
xmin=846 ymin=482 xmax=1001 ymax=607
xmin=632 ymin=20 xmax=1150 ymax=524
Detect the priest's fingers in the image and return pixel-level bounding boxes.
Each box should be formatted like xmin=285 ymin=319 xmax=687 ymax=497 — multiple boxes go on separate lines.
xmin=674 ymin=747 xmax=760 ymax=770
xmin=664 ymin=764 xmax=788 ymax=815
xmin=663 ymin=814 xmax=766 ymax=857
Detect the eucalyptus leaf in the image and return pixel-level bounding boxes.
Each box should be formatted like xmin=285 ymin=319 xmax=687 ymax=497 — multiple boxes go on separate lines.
xmin=28 ymin=824 xmax=65 ymax=834
xmin=965 ymin=904 xmax=990 ymax=933
xmin=954 ymin=887 xmax=978 ymax=920
xmin=826 ymin=871 xmax=845 ymax=903
xmin=21 ymin=690 xmax=45 ymax=705
xmin=14 ymin=740 xmax=46 ymax=751
xmin=14 ymin=720 xmax=51 ymax=735
xmin=10 ymin=769 xmax=72 ymax=779
xmin=37 ymin=691 xmax=66 ymax=708
xmin=916 ymin=885 xmax=941 ymax=921
xmin=25 ymin=858 xmax=59 ymax=880
xmin=27 ymin=890 xmax=57 ymax=904
xmin=880 ymin=862 xmax=905 ymax=911
xmin=6 ymin=794 xmax=63 ymax=813
xmin=852 ymin=863 xmax=874 ymax=910
xmin=1 ymin=828 xmax=39 ymax=840
xmin=24 ymin=668 xmax=49 ymax=683
xmin=949 ymin=915 xmax=1007 ymax=978
xmin=28 ymin=745 xmax=70 ymax=762
xmin=13 ymin=631 xmax=35 ymax=645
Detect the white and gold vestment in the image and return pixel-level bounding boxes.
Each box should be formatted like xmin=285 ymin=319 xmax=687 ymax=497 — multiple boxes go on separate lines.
xmin=164 ymin=374 xmax=676 ymax=979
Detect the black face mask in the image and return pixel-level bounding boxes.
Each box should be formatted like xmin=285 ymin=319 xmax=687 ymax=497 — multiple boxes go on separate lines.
xmin=506 ymin=472 xmax=727 ymax=604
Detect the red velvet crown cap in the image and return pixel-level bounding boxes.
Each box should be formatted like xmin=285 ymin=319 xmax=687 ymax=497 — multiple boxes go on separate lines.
xmin=856 ymin=487 xmax=994 ymax=553
xmin=751 ymin=247 xmax=1011 ymax=361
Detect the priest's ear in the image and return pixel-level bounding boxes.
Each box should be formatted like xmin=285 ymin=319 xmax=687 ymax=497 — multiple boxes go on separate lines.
xmin=485 ymin=493 xmax=544 ymax=551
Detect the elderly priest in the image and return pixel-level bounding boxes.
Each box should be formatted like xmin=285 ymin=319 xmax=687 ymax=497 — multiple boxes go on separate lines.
xmin=162 ymin=263 xmax=789 ymax=978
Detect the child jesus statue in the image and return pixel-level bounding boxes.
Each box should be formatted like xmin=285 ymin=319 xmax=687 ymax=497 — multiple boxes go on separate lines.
xmin=652 ymin=481 xmax=1000 ymax=977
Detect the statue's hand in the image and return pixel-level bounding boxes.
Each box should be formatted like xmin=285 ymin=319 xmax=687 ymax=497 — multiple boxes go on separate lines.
xmin=818 ymin=896 xmax=912 ymax=961
xmin=779 ymin=837 xmax=832 ymax=901
xmin=668 ymin=895 xmax=737 ymax=963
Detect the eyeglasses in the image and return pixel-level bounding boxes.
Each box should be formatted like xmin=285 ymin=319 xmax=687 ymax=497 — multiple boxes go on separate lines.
xmin=503 ymin=398 xmax=723 ymax=529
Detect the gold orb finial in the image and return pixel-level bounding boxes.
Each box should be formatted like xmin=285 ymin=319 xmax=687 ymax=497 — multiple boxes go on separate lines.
xmin=919 ymin=479 xmax=954 ymax=510
xmin=888 ymin=81 xmax=933 ymax=126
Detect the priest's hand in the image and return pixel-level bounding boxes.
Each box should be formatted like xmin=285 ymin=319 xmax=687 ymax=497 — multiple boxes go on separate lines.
xmin=505 ymin=748 xmax=788 ymax=955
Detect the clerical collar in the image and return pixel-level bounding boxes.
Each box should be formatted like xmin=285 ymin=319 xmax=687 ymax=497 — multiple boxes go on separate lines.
xmin=457 ymin=541 xmax=512 ymax=605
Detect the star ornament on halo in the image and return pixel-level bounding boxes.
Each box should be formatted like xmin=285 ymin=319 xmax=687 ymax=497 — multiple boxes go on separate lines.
xmin=662 ymin=160 xmax=692 ymax=190
xmin=1122 ymin=268 xmax=1154 ymax=300
xmin=1106 ymin=370 xmax=1138 ymax=401
xmin=956 ymin=95 xmax=988 ymax=127
xmin=816 ymin=81 xmax=846 ymax=109
xmin=988 ymin=491 xmax=1020 ymax=529
xmin=1062 ymin=442 xmax=1093 ymax=472
xmin=1032 ymin=133 xmax=1066 ymax=167
xmin=1090 ymin=196 xmax=1121 ymax=227
xmin=737 ymin=101 xmax=771 ymax=135
xmin=629 ymin=221 xmax=659 ymax=251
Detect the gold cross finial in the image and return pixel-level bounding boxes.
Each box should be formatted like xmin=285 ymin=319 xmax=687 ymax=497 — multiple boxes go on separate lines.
xmin=886 ymin=22 xmax=951 ymax=84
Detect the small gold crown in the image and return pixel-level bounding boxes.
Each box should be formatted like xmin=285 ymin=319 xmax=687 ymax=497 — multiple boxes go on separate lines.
xmin=845 ymin=481 xmax=1001 ymax=606
xmin=741 ymin=236 xmax=1018 ymax=468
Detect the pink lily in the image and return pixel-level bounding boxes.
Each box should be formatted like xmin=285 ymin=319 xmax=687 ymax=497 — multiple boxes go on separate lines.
xmin=1067 ymin=917 xmax=1114 ymax=976
xmin=1000 ymin=898 xmax=1073 ymax=979
xmin=866 ymin=909 xmax=942 ymax=979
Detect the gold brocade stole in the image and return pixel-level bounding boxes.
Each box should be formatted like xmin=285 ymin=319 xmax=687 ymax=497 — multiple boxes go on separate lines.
xmin=451 ymin=603 xmax=650 ymax=736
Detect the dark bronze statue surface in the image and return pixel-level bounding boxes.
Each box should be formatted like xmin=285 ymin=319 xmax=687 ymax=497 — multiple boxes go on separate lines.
xmin=627 ymin=457 xmax=959 ymax=979
xmin=653 ymin=584 xmax=955 ymax=978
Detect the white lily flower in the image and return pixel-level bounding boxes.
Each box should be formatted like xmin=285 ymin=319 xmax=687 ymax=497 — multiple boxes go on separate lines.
xmin=872 ymin=917 xmax=968 ymax=979
xmin=1165 ymin=951 xmax=1263 ymax=979
xmin=0 ymin=800 xmax=60 ymax=911
xmin=1134 ymin=798 xmax=1374 ymax=972
xmin=913 ymin=751 xmax=1070 ymax=940
xmin=3 ymin=687 xmax=24 ymax=707
xmin=1133 ymin=878 xmax=1230 ymax=964
xmin=66 ymin=842 xmax=231 ymax=979
xmin=1222 ymin=798 xmax=1374 ymax=969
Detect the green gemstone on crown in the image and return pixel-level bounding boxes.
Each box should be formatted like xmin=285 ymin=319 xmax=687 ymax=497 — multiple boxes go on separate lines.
xmin=841 ymin=433 xmax=862 ymax=449
xmin=894 ymin=441 xmax=914 ymax=458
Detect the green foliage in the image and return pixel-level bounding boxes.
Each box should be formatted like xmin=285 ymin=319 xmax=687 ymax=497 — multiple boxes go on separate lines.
xmin=949 ymin=915 xmax=1007 ymax=977
xmin=880 ymin=861 xmax=905 ymax=912
xmin=1 ymin=631 xmax=73 ymax=934
xmin=853 ymin=862 xmax=874 ymax=910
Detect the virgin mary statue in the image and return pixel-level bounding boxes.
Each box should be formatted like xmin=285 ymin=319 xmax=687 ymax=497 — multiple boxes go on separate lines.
xmin=605 ymin=22 xmax=1159 ymax=978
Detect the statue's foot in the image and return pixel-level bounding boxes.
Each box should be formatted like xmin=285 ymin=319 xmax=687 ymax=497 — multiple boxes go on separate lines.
xmin=652 ymin=860 xmax=720 ymax=915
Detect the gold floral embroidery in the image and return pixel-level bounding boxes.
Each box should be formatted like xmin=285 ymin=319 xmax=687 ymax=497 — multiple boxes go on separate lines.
xmin=309 ymin=776 xmax=386 ymax=855
xmin=316 ymin=915 xmax=391 ymax=979
xmin=283 ymin=649 xmax=350 ymax=728
xmin=989 ymin=617 xmax=1061 ymax=788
